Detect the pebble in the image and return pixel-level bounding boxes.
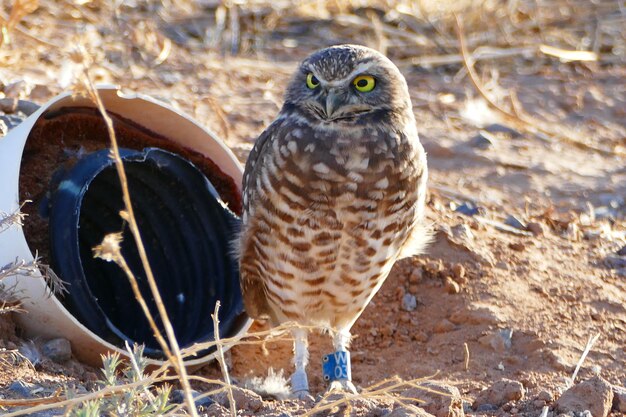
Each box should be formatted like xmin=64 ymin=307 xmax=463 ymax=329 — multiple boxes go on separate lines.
xmin=470 ymin=130 xmax=498 ymax=148
xmin=444 ymin=277 xmax=460 ymax=294
xmin=409 ymin=268 xmax=424 ymax=284
xmin=401 ymin=381 xmax=465 ymax=417
xmin=555 ymin=376 xmax=613 ymax=417
xmin=214 ymin=387 xmax=263 ymax=411
xmin=478 ymin=329 xmax=513 ymax=352
xmin=605 ymin=255 xmax=626 ymax=269
xmin=433 ymin=319 xmax=456 ymax=334
xmin=508 ymin=242 xmax=525 ymax=252
xmin=505 ymin=215 xmax=526 ymax=230
xmin=42 ymin=338 xmax=72 ymax=363
xmin=527 ymin=222 xmax=545 ymax=236
xmin=171 ymin=389 xmax=214 ymax=408
xmin=451 ymin=224 xmax=474 ymax=242
xmin=536 ymin=389 xmax=553 ymax=402
xmin=425 ymin=260 xmax=444 ymax=275
xmin=402 ymin=293 xmax=417 ymax=312
xmin=473 ymin=379 xmax=525 ymax=409
xmin=8 ymin=380 xmax=36 ymax=397
xmin=612 ymin=385 xmax=626 ymax=413
xmin=455 ymin=202 xmax=480 ymax=216
xmin=451 ymin=264 xmax=465 ymax=280
xmin=484 ymin=123 xmax=522 ymax=138
xmin=202 ymin=403 xmax=231 ymax=417
xmin=543 ymin=349 xmax=572 ymax=372
xmin=475 ymin=403 xmax=497 ymax=412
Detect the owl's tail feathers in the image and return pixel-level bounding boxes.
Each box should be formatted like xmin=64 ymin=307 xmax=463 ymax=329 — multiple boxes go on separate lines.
xmin=397 ymin=221 xmax=434 ymax=260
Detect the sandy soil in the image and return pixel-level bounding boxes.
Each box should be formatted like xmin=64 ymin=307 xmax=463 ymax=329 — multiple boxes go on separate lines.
xmin=0 ymin=1 xmax=625 ymax=416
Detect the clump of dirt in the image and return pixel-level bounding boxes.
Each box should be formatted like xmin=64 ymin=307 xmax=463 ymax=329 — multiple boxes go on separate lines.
xmin=19 ymin=106 xmax=242 ymax=263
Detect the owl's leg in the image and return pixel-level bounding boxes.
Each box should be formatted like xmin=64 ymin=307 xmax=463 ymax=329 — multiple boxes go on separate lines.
xmin=290 ymin=328 xmax=310 ymax=399
xmin=325 ymin=329 xmax=357 ymax=394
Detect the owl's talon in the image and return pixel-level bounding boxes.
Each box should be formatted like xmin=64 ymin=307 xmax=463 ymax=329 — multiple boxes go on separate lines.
xmin=291 ymin=390 xmax=314 ymax=401
xmin=327 ymin=379 xmax=358 ymax=394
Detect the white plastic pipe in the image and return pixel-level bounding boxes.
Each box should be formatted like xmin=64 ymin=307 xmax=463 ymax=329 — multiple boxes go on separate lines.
xmin=0 ymin=86 xmax=251 ymax=367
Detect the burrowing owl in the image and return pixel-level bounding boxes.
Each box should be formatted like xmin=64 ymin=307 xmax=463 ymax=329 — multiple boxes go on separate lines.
xmin=239 ymin=45 xmax=428 ymax=396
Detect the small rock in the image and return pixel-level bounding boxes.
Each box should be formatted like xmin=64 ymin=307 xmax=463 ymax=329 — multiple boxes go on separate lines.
xmin=471 ymin=130 xmax=499 ymax=148
xmin=451 ymin=224 xmax=474 ymax=242
xmin=555 ymin=376 xmax=613 ymax=417
xmin=605 ymin=255 xmax=626 ymax=269
xmin=484 ymin=123 xmax=522 ymax=137
xmin=8 ymin=380 xmax=36 ymax=398
xmin=387 ymin=406 xmax=435 ymax=417
xmin=475 ymin=403 xmax=497 ymax=412
xmin=202 ymin=403 xmax=231 ymax=417
xmin=536 ymin=390 xmax=553 ymax=402
xmin=617 ymin=246 xmax=626 ymax=256
xmin=433 ymin=319 xmax=456 ymax=333
xmin=509 ymin=242 xmax=525 ymax=251
xmin=543 ymin=349 xmax=572 ymax=372
xmin=42 ymin=338 xmax=72 ymax=363
xmin=214 ymin=387 xmax=263 ymax=411
xmin=444 ymin=277 xmax=460 ymax=294
xmin=473 ymin=379 xmax=525 ymax=409
xmin=425 ymin=260 xmax=444 ymax=275
xmin=526 ymin=222 xmax=545 ymax=236
xmin=171 ymin=389 xmax=214 ymax=408
xmin=402 ymin=294 xmax=418 ymax=312
xmin=4 ymin=80 xmax=29 ymax=98
xmin=410 ymin=268 xmax=424 ymax=284
xmin=451 ymin=264 xmax=465 ymax=280
xmin=505 ymin=215 xmax=526 ymax=230
xmin=612 ymin=385 xmax=626 ymax=413
xmin=478 ymin=329 xmax=513 ymax=352
xmin=454 ymin=202 xmax=480 ymax=216
xmin=402 ymin=381 xmax=464 ymax=417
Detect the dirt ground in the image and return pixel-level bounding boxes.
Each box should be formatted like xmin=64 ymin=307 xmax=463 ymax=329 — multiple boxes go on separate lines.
xmin=0 ymin=1 xmax=625 ymax=416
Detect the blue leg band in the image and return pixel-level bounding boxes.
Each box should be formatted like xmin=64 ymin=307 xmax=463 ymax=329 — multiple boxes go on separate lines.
xmin=322 ymin=350 xmax=351 ymax=382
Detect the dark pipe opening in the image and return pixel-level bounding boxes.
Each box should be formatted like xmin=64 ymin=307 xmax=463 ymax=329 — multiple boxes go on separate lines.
xmin=48 ymin=147 xmax=247 ymax=359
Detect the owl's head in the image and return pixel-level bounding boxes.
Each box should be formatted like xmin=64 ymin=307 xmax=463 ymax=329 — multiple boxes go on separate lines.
xmin=283 ymin=44 xmax=412 ymax=125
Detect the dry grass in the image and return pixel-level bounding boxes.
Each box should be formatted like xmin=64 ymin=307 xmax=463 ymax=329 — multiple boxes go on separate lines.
xmin=0 ymin=0 xmax=624 ymax=415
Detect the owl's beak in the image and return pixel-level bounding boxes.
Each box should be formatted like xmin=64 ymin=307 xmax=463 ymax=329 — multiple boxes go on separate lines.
xmin=323 ymin=89 xmax=344 ymax=119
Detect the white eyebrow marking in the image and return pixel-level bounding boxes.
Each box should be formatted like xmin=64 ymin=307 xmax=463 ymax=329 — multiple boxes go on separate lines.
xmin=307 ymin=62 xmax=376 ymax=86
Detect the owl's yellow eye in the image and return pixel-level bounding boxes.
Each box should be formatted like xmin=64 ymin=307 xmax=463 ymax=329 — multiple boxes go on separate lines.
xmin=306 ymin=73 xmax=320 ymax=89
xmin=353 ymin=75 xmax=376 ymax=92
